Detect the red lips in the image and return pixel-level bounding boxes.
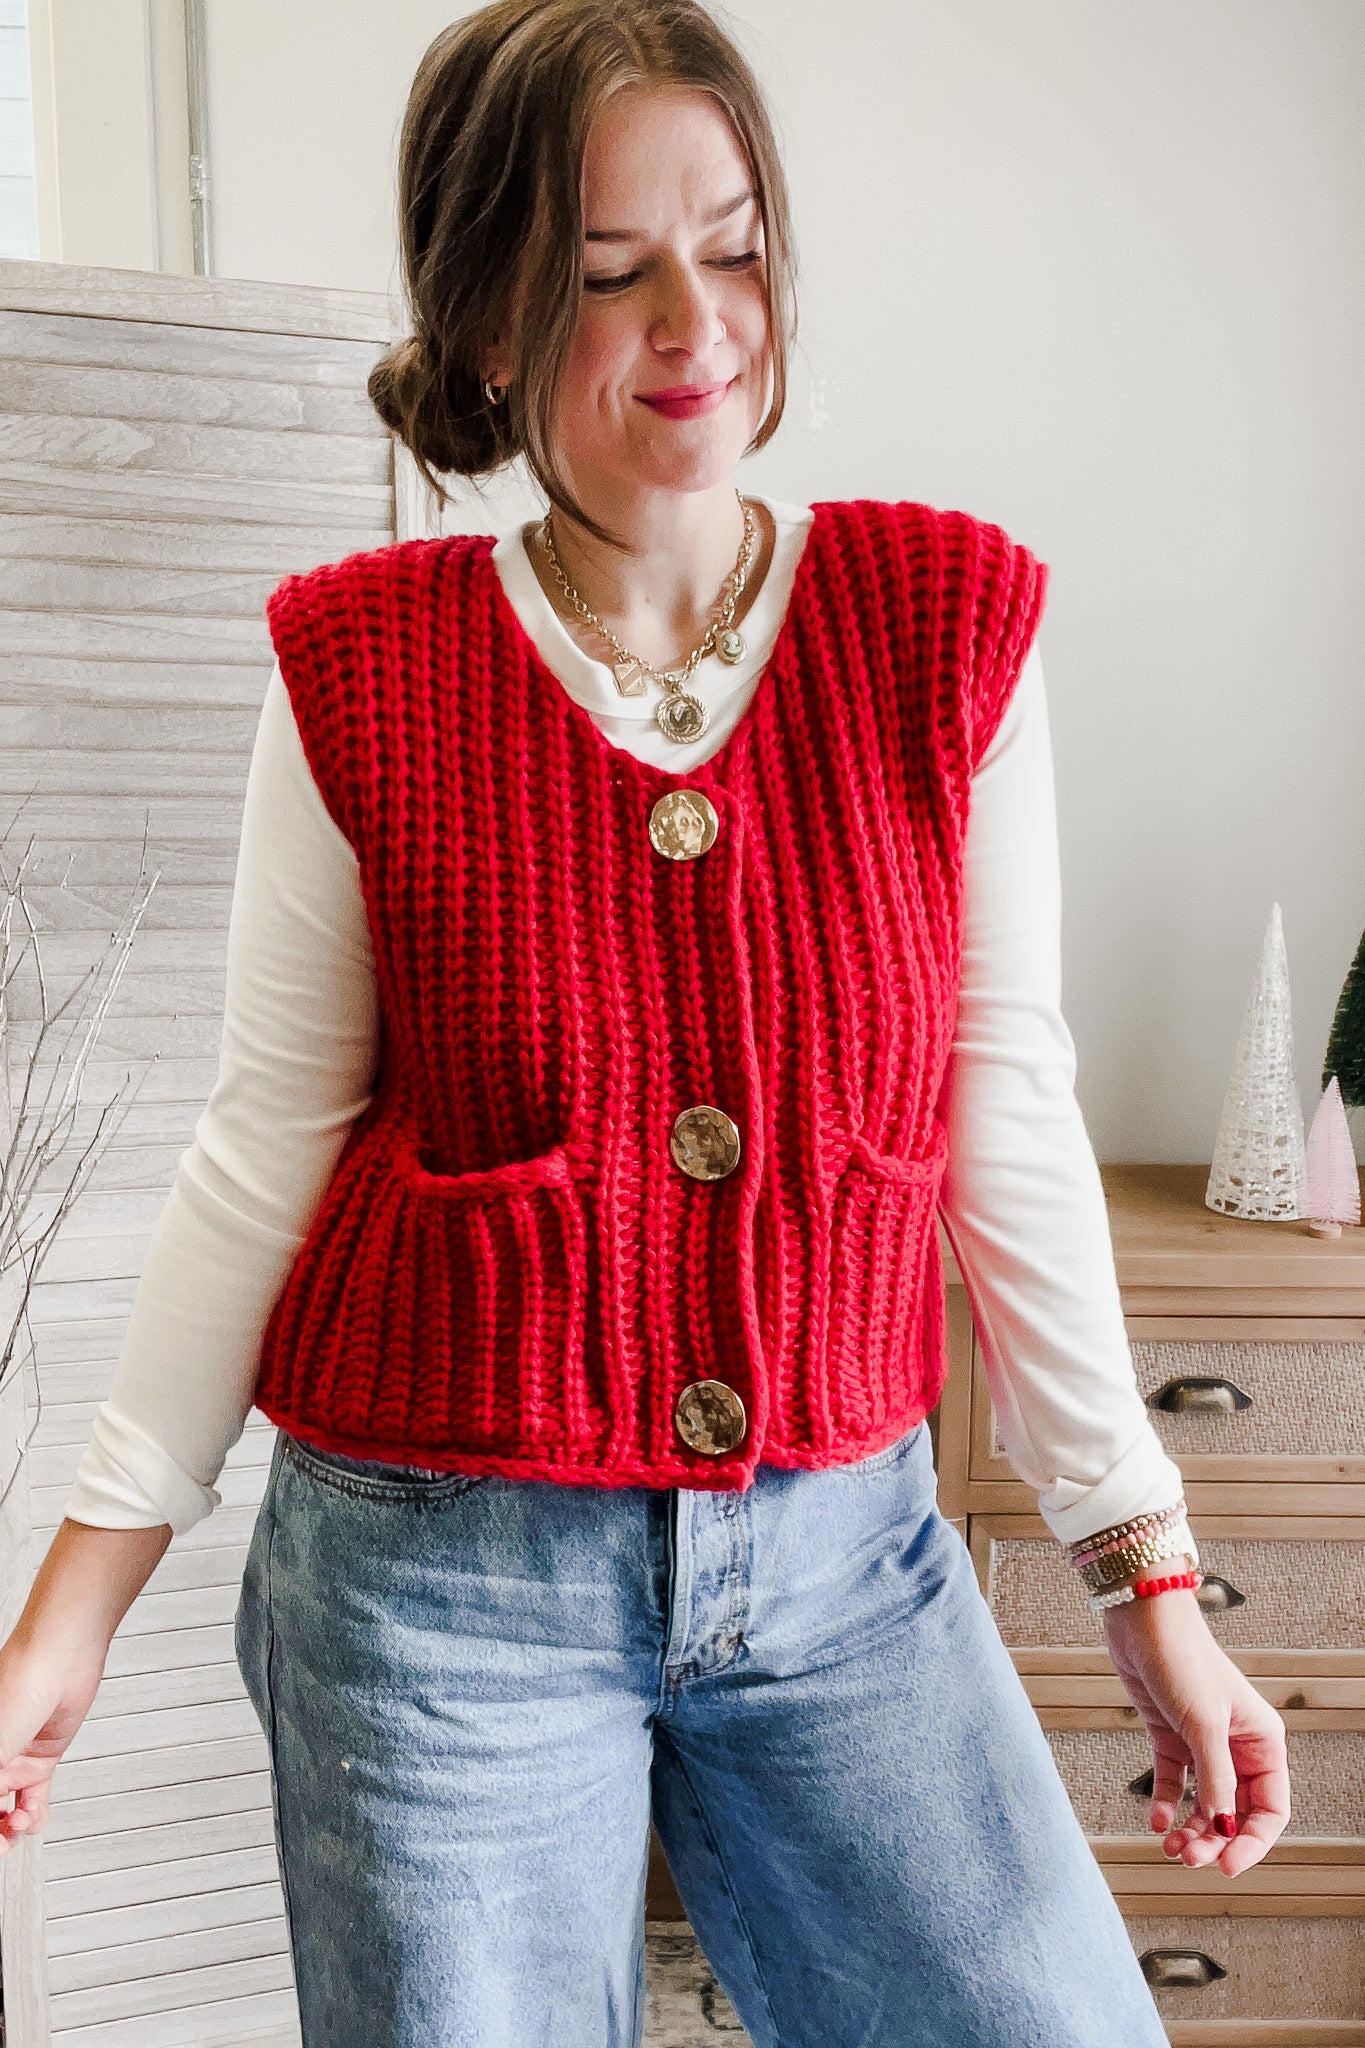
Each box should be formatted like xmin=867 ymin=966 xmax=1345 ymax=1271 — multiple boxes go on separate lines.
xmin=636 ymin=378 xmax=734 ymax=419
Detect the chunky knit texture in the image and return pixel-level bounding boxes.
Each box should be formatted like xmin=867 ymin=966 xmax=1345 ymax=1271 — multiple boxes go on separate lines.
xmin=253 ymin=497 xmax=1047 ymax=1490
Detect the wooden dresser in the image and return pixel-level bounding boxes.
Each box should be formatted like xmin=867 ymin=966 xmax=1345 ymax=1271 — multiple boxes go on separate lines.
xmin=934 ymin=1160 xmax=1365 ymax=2047
xmin=644 ymin=1162 xmax=1365 ymax=2046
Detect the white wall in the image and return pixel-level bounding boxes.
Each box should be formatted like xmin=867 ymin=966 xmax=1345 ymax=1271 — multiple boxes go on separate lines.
xmin=36 ymin=0 xmax=1365 ymax=1162
xmin=26 ymin=0 xmax=194 ymax=267
xmin=0 ymin=0 xmax=37 ymax=256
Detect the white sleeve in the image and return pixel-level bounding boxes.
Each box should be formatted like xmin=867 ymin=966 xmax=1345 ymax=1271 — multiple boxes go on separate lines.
xmin=61 ymin=661 xmax=380 ymax=1536
xmin=935 ymin=642 xmax=1187 ymax=1547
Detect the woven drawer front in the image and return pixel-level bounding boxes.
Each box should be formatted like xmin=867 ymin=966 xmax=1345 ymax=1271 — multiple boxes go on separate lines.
xmin=1123 ymin=1912 xmax=1365 ymax=2023
xmin=1133 ymin=1336 xmax=1365 ymax=1458
xmin=990 ymin=1533 xmax=1365 ymax=1650
xmin=986 ymin=1337 xmax=1365 ymax=1465
xmin=986 ymin=1335 xmax=1358 ymax=1466
xmin=1048 ymin=1726 xmax=1361 ymax=1838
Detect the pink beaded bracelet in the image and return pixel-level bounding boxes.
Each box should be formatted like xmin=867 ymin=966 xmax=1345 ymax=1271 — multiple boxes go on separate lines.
xmin=1069 ymin=1499 xmax=1188 ymax=1570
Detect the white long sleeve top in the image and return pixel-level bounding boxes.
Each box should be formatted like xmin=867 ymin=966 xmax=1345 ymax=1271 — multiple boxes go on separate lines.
xmin=61 ymin=489 xmax=1186 ymax=1545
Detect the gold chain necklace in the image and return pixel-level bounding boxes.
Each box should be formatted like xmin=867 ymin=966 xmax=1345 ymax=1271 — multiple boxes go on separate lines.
xmin=536 ymin=491 xmax=758 ymax=744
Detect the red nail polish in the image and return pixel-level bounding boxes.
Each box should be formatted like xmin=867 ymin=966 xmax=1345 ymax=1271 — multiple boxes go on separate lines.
xmin=1213 ymin=1811 xmax=1238 ymax=1838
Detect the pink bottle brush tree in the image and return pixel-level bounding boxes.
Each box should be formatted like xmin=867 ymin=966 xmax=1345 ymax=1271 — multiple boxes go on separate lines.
xmin=1303 ymin=1077 xmax=1360 ymax=1236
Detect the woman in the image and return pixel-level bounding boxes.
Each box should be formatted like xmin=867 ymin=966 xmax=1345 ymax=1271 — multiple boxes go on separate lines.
xmin=0 ymin=4 xmax=1289 ymax=2043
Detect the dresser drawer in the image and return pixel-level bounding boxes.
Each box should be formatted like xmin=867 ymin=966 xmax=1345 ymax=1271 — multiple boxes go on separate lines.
xmin=1118 ymin=1899 xmax=1365 ymax=2044
xmin=1038 ymin=1710 xmax=1365 ymax=1846
xmin=970 ymin=1516 xmax=1365 ymax=1676
xmin=968 ymin=1317 xmax=1365 ymax=1489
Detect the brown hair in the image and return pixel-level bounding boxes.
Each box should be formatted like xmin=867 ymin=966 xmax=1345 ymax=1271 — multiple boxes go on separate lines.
xmin=367 ymin=0 xmax=798 ymax=551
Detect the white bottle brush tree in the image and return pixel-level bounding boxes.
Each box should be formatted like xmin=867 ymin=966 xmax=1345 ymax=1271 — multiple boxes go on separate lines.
xmin=0 ymin=807 xmax=159 ymax=1516
xmin=1206 ymin=902 xmax=1308 ymax=1221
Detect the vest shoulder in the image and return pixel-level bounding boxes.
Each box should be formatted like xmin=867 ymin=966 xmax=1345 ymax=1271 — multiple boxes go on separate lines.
xmin=815 ymin=499 xmax=1049 ymax=769
xmin=818 ymin=498 xmax=1048 ymax=649
xmin=817 ymin=495 xmax=1039 ymax=570
xmin=264 ymin=532 xmax=493 ymax=651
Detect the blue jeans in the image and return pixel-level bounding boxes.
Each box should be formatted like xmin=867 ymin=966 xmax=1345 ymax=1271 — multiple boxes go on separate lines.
xmin=234 ymin=1418 xmax=1169 ymax=2047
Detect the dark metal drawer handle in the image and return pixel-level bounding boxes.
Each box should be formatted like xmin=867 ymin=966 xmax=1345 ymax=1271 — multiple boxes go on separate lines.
xmin=1194 ymin=1572 xmax=1245 ymax=1613
xmin=1139 ymin=1949 xmax=1228 ymax=1989
xmin=1148 ymin=1375 xmax=1252 ymax=1414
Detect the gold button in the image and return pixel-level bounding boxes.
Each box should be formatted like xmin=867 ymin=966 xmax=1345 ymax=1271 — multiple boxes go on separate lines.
xmin=648 ymin=789 xmax=719 ymax=861
xmin=670 ymin=1105 xmax=741 ymax=1180
xmin=675 ymin=1378 xmax=747 ymax=1455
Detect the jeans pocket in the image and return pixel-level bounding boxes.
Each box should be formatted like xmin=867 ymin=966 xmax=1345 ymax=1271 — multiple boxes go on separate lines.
xmin=844 ymin=1422 xmax=924 ymax=1475
xmin=281 ymin=1431 xmax=493 ymax=1502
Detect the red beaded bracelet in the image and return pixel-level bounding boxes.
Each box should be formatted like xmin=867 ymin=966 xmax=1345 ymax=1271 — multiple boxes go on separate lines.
xmin=1135 ymin=1570 xmax=1202 ymax=1597
xmin=1087 ymin=1568 xmax=1203 ymax=1613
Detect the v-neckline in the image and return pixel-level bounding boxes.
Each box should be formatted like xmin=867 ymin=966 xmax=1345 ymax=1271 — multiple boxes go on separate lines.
xmin=470 ymin=499 xmax=832 ymax=791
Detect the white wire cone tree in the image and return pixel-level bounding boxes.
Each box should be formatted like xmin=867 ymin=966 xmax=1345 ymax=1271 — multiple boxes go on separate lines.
xmin=1206 ymin=902 xmax=1308 ymax=1221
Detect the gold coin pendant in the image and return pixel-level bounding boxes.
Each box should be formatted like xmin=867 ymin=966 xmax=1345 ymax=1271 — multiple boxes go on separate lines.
xmin=656 ymin=692 xmax=711 ymax=744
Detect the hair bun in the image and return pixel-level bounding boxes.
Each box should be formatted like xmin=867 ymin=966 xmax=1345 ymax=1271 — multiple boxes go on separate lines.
xmin=367 ymin=328 xmax=502 ymax=485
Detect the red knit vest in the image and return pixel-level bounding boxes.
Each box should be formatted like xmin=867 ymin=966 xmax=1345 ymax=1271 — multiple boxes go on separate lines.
xmin=253 ymin=497 xmax=1047 ymax=1490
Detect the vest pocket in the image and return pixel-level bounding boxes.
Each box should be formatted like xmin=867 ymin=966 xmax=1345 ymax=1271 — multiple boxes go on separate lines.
xmin=385 ymin=1128 xmax=595 ymax=1453
xmin=396 ymin=1134 xmax=579 ymax=1197
xmin=823 ymin=1124 xmax=951 ymax=1438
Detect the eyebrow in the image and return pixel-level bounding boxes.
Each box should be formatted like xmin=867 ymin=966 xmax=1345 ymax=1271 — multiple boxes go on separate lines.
xmin=584 ymin=187 xmax=757 ymax=243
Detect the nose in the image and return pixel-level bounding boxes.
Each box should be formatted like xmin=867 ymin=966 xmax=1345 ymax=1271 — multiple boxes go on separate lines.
xmin=650 ymin=258 xmax=727 ymax=357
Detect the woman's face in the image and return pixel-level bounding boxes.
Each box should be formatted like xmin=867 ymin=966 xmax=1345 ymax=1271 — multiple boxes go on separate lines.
xmin=552 ymin=84 xmax=772 ymax=507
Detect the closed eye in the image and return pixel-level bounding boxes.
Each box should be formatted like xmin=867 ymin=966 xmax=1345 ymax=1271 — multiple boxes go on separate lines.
xmin=583 ymin=250 xmax=762 ymax=294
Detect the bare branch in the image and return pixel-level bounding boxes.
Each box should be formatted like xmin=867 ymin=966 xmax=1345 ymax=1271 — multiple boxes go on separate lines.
xmin=0 ymin=811 xmax=161 ymax=1509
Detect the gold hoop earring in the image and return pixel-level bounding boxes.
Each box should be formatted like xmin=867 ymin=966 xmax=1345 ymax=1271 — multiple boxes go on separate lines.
xmin=483 ymin=378 xmax=508 ymax=404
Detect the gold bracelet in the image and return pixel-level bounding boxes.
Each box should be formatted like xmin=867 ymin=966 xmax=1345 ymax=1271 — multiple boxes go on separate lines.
xmin=1080 ymin=1523 xmax=1196 ymax=1586
xmin=1078 ymin=1521 xmax=1199 ymax=1594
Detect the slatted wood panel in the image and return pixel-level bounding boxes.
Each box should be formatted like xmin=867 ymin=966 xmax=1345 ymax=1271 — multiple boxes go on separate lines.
xmin=0 ymin=257 xmax=402 ymax=2048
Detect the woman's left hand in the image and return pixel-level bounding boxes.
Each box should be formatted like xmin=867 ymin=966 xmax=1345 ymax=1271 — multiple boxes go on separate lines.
xmin=1102 ymin=1589 xmax=1291 ymax=1876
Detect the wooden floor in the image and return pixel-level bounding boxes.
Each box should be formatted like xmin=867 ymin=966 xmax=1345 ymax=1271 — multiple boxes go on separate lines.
xmin=645 ymin=1924 xmax=749 ymax=2042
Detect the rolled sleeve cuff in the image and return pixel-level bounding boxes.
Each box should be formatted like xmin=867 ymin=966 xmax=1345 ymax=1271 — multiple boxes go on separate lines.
xmin=62 ymin=1405 xmax=221 ymax=1538
xmin=1035 ymin=1424 xmax=1188 ymax=1549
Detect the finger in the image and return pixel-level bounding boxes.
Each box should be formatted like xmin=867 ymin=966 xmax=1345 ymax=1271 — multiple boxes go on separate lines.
xmin=1178 ymin=1715 xmax=1240 ymax=1868
xmin=1147 ymin=1745 xmax=1192 ymax=1838
xmin=1166 ymin=1795 xmax=1223 ymax=1865
xmin=1131 ymin=1718 xmax=1197 ymax=1848
xmin=0 ymin=1807 xmax=37 ymax=1849
xmin=1161 ymin=1799 xmax=1203 ymax=1857
xmin=1182 ymin=1797 xmax=1242 ymax=1867
xmin=1100 ymin=1667 xmax=1191 ymax=1840
xmin=1212 ymin=1721 xmax=1293 ymax=1877
xmin=7 ymin=1777 xmax=50 ymax=1832
xmin=0 ymin=1782 xmax=49 ymax=1857
xmin=1181 ymin=1717 xmax=1293 ymax=1874
xmin=0 ymin=1753 xmax=55 ymax=1799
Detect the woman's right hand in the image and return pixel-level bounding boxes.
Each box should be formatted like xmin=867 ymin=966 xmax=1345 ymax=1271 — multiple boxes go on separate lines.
xmin=0 ymin=1631 xmax=109 ymax=1853
xmin=0 ymin=1517 xmax=174 ymax=1852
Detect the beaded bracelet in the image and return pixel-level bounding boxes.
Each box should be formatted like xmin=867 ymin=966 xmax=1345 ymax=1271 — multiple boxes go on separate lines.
xmin=1068 ymin=1497 xmax=1188 ymax=1569
xmin=1070 ymin=1496 xmax=1187 ymax=1542
xmin=1088 ymin=1569 xmax=1203 ymax=1614
xmin=1076 ymin=1519 xmax=1200 ymax=1595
